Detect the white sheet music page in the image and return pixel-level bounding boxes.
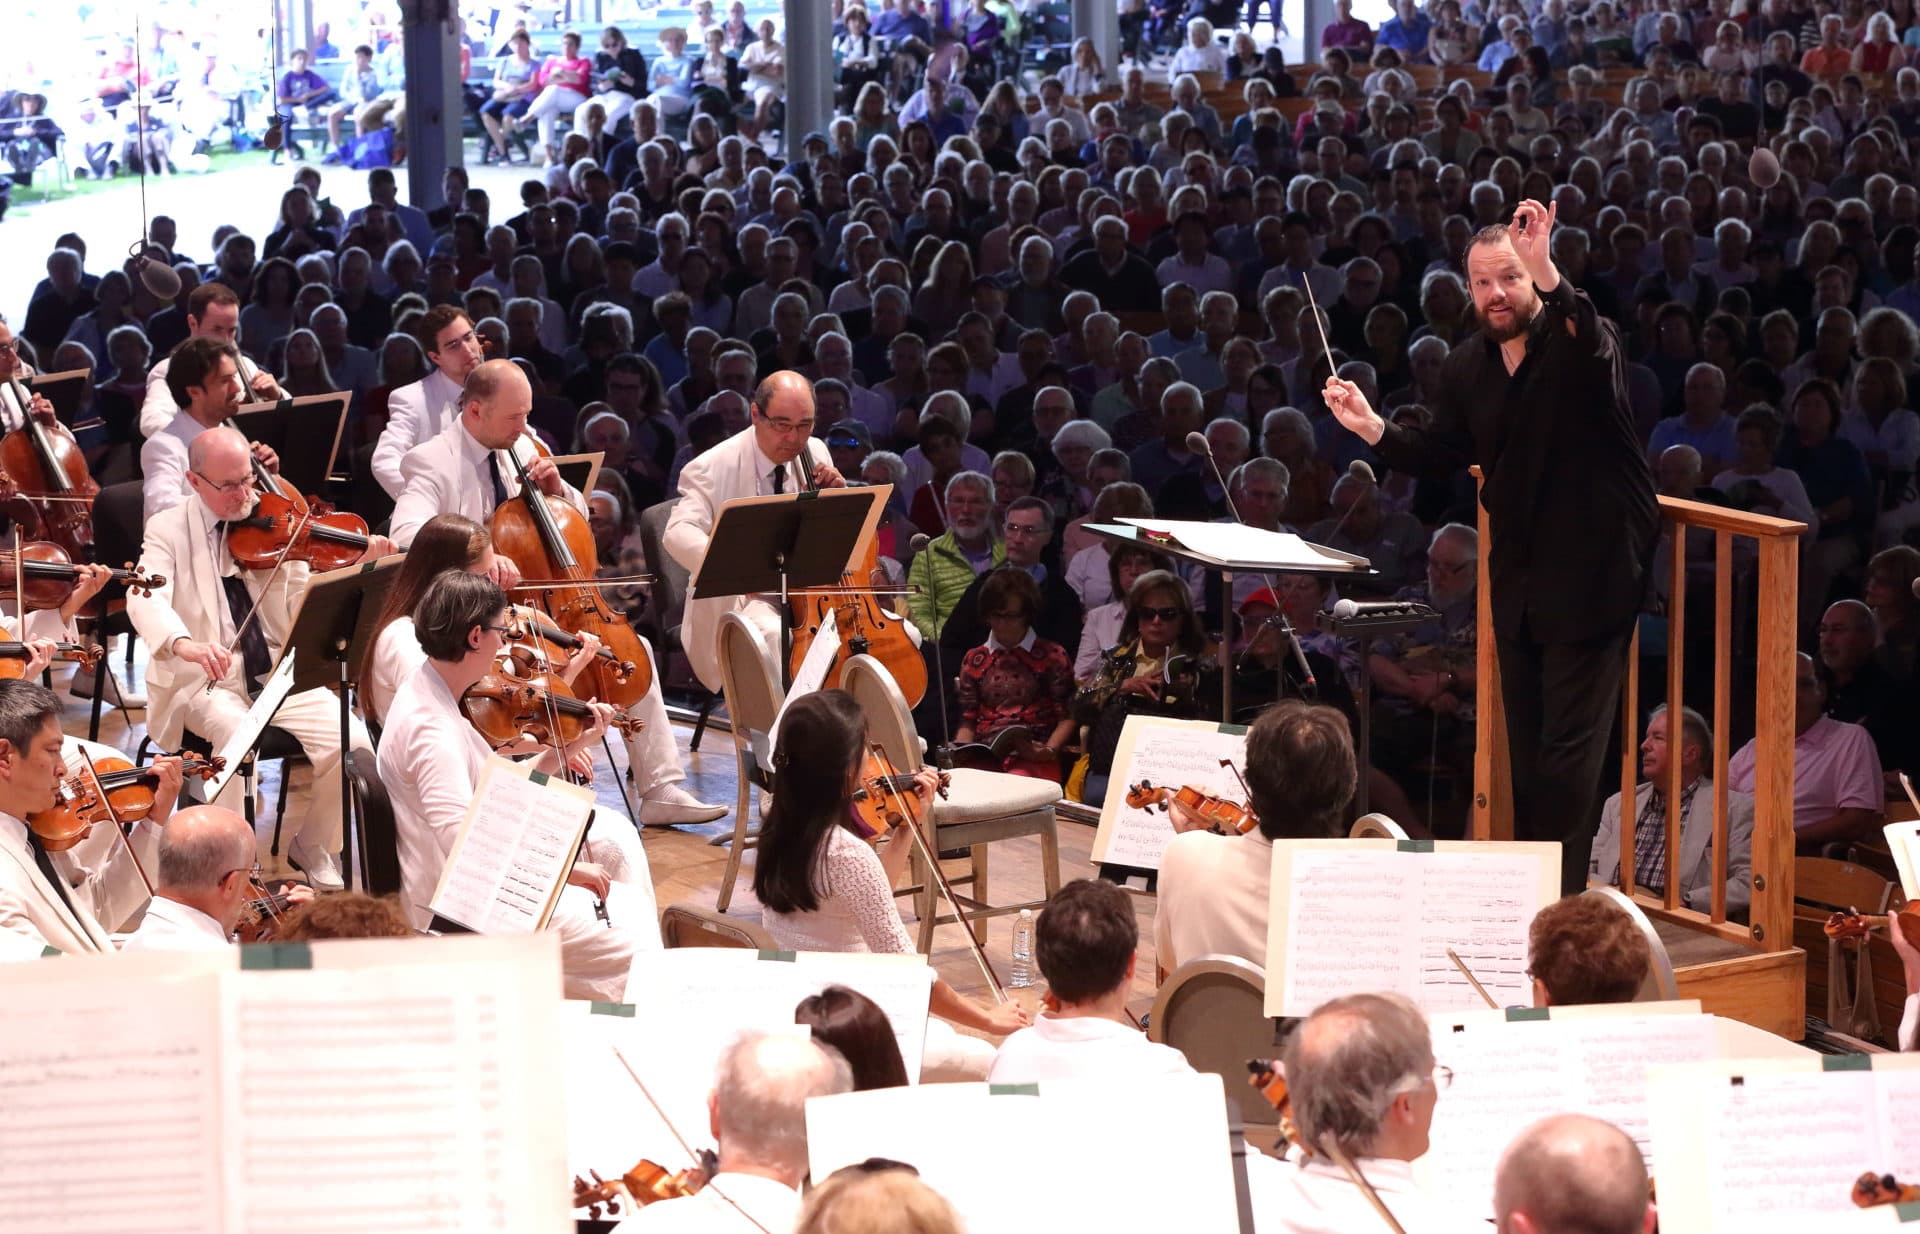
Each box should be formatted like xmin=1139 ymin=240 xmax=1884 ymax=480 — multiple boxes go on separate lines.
xmin=1269 ymin=842 xmax=1557 ymax=1016
xmin=0 ymin=968 xmax=225 ymax=1234
xmin=1117 ymin=518 xmax=1362 ymax=569
xmin=430 ymin=756 xmax=596 ymax=933
xmin=1091 ymin=716 xmax=1248 ymax=870
xmin=222 ymin=934 xmax=569 ymax=1234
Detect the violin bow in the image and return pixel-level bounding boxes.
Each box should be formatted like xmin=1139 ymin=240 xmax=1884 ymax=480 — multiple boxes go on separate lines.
xmin=868 ymin=741 xmax=1008 ymax=1003
xmin=207 ymin=501 xmax=314 ymax=693
xmin=1318 ymin=1135 xmax=1410 ymax=1234
xmin=73 ymin=745 xmax=154 ymax=899
xmin=1445 ymin=947 xmax=1499 ymax=1010
xmin=610 ymin=1048 xmax=774 ymax=1234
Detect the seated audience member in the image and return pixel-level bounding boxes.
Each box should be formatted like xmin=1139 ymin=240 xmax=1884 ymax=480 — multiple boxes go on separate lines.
xmin=1073 ymin=569 xmax=1219 ymax=808
xmin=1728 ymin=652 xmax=1884 ymax=851
xmin=1074 ymin=542 xmax=1165 ymax=682
xmin=622 ymin=1031 xmax=853 ymax=1233
xmin=990 ymin=879 xmax=1192 ymax=1083
xmin=1306 ymin=472 xmax=1429 ymax=597
xmin=1366 ymin=524 xmax=1479 ymax=812
xmin=1526 ymin=893 xmax=1651 ymax=1008
xmin=1819 ymin=598 xmax=1917 ymax=779
xmin=952 ymin=569 xmax=1076 ymax=779
xmin=1156 ymin=699 xmax=1356 ymax=974
xmin=1493 ymin=1114 xmax=1656 ymax=1234
xmin=794 ymin=1168 xmax=967 ymax=1234
xmin=941 ymin=497 xmax=1085 ymax=660
xmin=121 ymin=805 xmax=314 ymax=950
xmin=795 ymin=985 xmax=911 ymax=1091
xmin=754 ymin=691 xmax=1029 ymax=1079
xmin=1272 ymin=992 xmax=1475 ymax=1233
xmin=1589 ymin=705 xmax=1754 ymax=916
xmin=906 ymin=470 xmax=1004 ymax=641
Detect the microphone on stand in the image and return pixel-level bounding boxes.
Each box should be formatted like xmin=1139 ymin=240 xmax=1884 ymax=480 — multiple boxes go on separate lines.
xmin=910 ymin=532 xmax=954 ymax=753
xmin=130 ymin=247 xmax=182 ymax=300
xmin=1187 ymin=430 xmax=1315 ymax=696
xmin=1320 ymin=459 xmax=1377 ymax=543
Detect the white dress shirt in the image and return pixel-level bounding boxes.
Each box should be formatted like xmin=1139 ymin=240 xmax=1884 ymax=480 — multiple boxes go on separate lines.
xmin=372 ymin=368 xmax=465 ymax=499
xmin=139 ymin=410 xmax=211 ymax=521
xmin=1154 ymin=829 xmax=1274 ymax=974
xmin=389 ymin=417 xmax=586 ymax=549
xmin=612 ymin=1172 xmax=801 ymax=1233
xmin=1268 ymin=1157 xmax=1481 ymax=1234
xmin=988 ymin=1013 xmax=1195 ymax=1084
xmin=141 ymin=352 xmax=281 ymax=440
xmin=121 ymin=895 xmax=232 ymax=951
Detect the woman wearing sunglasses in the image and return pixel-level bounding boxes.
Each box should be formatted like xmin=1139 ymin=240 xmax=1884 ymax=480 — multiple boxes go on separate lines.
xmin=1071 ymin=569 xmax=1217 ymax=807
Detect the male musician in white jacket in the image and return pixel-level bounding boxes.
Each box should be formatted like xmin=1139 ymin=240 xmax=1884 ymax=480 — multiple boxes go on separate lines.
xmin=140 ymin=337 xmax=284 ymax=521
xmin=390 ymin=360 xmax=725 ymax=825
xmin=121 ymin=805 xmax=312 ymax=951
xmin=139 ymin=283 xmax=284 ymax=439
xmin=371 ymin=305 xmax=486 ymax=499
xmin=664 ymin=370 xmax=844 ymax=692
xmin=127 ymin=427 xmax=387 ymax=891
xmin=0 ymin=678 xmax=186 ymax=954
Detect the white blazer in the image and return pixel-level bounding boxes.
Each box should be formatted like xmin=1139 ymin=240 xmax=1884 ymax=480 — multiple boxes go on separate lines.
xmin=126 ymin=495 xmax=309 ymax=749
xmin=138 ymin=410 xmax=208 ymax=521
xmin=387 ymin=418 xmax=587 ymax=550
xmin=372 ymin=369 xmax=465 ymax=498
xmin=0 ymin=815 xmax=153 ymax=954
xmin=663 ymin=426 xmax=830 ymax=692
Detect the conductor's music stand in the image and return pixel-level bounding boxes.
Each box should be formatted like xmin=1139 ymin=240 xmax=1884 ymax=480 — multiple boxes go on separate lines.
xmin=235 ymin=393 xmax=350 ymax=500
xmin=693 ymin=488 xmax=884 ymax=689
xmin=273 ymin=553 xmax=406 ymax=893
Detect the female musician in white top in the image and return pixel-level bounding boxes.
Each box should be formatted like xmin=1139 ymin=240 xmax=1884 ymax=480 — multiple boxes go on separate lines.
xmin=752 ymin=690 xmax=1029 ymax=1079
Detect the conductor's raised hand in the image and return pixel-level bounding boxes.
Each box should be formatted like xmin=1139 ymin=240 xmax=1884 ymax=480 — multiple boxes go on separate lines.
xmin=1510 ymin=198 xmax=1559 ymax=292
xmin=1323 ymin=375 xmax=1384 ymax=446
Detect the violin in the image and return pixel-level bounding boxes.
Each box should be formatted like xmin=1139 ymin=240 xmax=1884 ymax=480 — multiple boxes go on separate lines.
xmin=235 ymin=876 xmax=303 ymax=944
xmin=460 ymin=666 xmax=644 ymax=752
xmin=1247 ymin=1059 xmax=1311 ymax=1157
xmin=504 ymin=603 xmax=637 ymax=683
xmin=1854 ymin=1172 xmax=1920 ymax=1207
xmin=488 ymin=437 xmax=656 ymax=714
xmin=0 ymin=541 xmax=162 ymax=611
xmin=846 ymin=750 xmax=951 ymax=842
xmin=1125 ymin=780 xmax=1259 ymax=835
xmin=573 ymin=1149 xmax=716 ymax=1220
xmin=27 ymin=751 xmax=225 ymax=852
xmin=0 ymin=375 xmax=96 ymax=559
xmin=0 ymin=635 xmax=101 ymax=678
xmin=225 ymin=457 xmax=376 ymax=573
xmin=786 ymin=471 xmax=927 ymax=706
xmin=1823 ymin=903 xmax=1920 ymax=951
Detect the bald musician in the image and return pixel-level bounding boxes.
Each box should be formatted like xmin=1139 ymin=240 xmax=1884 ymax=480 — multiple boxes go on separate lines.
xmin=1493 ymin=1114 xmax=1655 ymax=1234
xmin=127 ymin=426 xmax=388 ymax=892
xmin=387 ymin=365 xmax=724 ymax=825
xmin=0 ymin=679 xmax=186 ymax=954
xmin=378 ymin=570 xmax=654 ymax=1000
xmin=663 ymin=371 xmax=845 ymax=692
xmin=122 ymin=804 xmax=314 ymax=950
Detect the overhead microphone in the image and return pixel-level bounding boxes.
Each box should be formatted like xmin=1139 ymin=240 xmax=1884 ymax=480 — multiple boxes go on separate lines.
xmin=910 ymin=533 xmax=931 ymax=553
xmin=1332 ymin=598 xmax=1428 ymax=621
xmin=134 ymin=253 xmax=182 ymax=300
xmin=1185 ymin=430 xmax=1211 ymax=457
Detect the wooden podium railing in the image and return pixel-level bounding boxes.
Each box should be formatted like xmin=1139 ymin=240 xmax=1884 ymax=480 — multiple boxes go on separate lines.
xmin=1468 ymin=472 xmax=1808 ymax=1034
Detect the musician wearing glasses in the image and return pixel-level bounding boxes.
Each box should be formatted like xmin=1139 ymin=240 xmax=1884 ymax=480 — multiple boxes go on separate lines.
xmin=142 ymin=336 xmax=283 ymax=520
xmin=0 ymin=312 xmax=67 ymax=433
xmin=371 ymin=306 xmax=488 ymax=500
xmin=664 ymin=370 xmax=844 ymax=692
xmin=127 ymin=427 xmax=380 ymax=892
xmin=121 ymin=804 xmax=314 ymax=951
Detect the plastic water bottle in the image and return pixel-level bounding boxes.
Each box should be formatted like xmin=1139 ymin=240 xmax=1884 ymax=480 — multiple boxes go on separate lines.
xmin=1010 ymin=909 xmax=1035 ymax=988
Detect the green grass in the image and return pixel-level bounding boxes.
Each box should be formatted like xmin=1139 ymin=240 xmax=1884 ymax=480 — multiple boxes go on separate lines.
xmin=10 ymin=149 xmax=258 ymax=210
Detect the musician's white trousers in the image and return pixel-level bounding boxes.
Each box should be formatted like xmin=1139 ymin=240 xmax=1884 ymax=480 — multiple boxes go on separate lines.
xmin=186 ymin=682 xmax=372 ymax=853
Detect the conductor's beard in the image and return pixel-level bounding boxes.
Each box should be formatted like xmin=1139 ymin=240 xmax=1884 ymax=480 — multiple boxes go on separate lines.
xmin=1476 ymin=293 xmax=1541 ymax=344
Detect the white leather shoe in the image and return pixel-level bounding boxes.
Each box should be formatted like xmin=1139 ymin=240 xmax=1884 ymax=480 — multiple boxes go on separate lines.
xmin=69 ymin=667 xmax=147 ymax=710
xmin=287 ymin=838 xmax=345 ymax=892
xmin=638 ymin=783 xmax=728 ymax=826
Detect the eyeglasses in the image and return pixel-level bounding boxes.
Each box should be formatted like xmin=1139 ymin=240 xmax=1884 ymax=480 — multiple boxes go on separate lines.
xmin=1430 ymin=559 xmax=1471 ymax=576
xmin=1003 ymin=521 xmax=1047 ymax=538
xmin=755 ymin=406 xmax=816 ymax=435
xmin=482 ymin=624 xmax=514 ymax=637
xmin=223 ymin=863 xmax=264 ymax=884
xmin=1134 ymin=605 xmax=1182 ymax=623
xmin=0 ymin=340 xmax=18 ymax=355
xmin=1431 ymin=1064 xmax=1454 ymax=1090
xmin=194 ymin=470 xmax=257 ymax=496
xmin=987 ymin=609 xmax=1029 ymax=622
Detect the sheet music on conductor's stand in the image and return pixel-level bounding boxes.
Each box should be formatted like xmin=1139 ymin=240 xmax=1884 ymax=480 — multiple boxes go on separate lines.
xmin=1264 ymin=839 xmax=1561 ymax=1017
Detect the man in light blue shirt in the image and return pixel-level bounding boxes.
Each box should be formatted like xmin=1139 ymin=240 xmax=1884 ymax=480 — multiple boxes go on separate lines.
xmin=1377 ymin=0 xmax=1434 ymax=60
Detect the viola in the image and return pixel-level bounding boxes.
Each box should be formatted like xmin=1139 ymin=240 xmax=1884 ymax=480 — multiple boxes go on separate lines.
xmin=27 ymin=751 xmax=225 ymax=852
xmin=1823 ymin=904 xmax=1920 ymax=951
xmin=787 ymin=480 xmax=927 ymax=705
xmin=0 ymin=376 xmax=96 ymax=559
xmin=1126 ymin=779 xmax=1259 ymax=835
xmin=488 ymin=438 xmax=656 ymax=712
xmin=1854 ymin=1172 xmax=1920 ymax=1207
xmin=226 ymin=458 xmax=376 ymax=573
xmin=573 ymin=1149 xmax=716 ymax=1220
xmin=460 ymin=665 xmax=644 ymax=752
xmin=503 ymin=603 xmax=638 ymax=683
xmin=0 ymin=541 xmax=162 ymax=611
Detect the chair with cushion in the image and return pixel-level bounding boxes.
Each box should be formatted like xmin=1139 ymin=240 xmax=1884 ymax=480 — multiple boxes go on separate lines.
xmin=1583 ymin=885 xmax=1680 ymax=1002
xmin=661 ymin=901 xmax=776 ymax=949
xmin=713 ymin=610 xmax=781 ymax=912
xmin=841 ymin=652 xmax=1062 ymax=954
xmin=1148 ymin=954 xmax=1277 ymax=1129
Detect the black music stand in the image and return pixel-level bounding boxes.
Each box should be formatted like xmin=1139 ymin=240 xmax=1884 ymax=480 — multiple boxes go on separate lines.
xmin=235 ymin=393 xmax=349 ymax=499
xmin=1316 ymin=602 xmax=1437 ymax=817
xmin=273 ymin=554 xmax=406 ymax=893
xmin=693 ymin=488 xmax=883 ymax=689
xmin=24 ymin=368 xmax=88 ymax=425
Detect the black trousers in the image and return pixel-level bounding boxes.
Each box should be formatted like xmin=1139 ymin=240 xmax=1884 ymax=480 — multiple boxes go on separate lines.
xmin=1494 ymin=624 xmax=1632 ymax=895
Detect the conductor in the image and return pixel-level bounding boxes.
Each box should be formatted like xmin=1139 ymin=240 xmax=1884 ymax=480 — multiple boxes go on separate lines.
xmin=1323 ymin=200 xmax=1658 ymax=892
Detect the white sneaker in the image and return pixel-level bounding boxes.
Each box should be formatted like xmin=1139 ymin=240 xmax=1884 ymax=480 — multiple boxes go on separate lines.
xmin=69 ymin=667 xmax=147 ymax=710
xmin=638 ymin=782 xmax=728 ymax=826
xmin=287 ymin=838 xmax=345 ymax=891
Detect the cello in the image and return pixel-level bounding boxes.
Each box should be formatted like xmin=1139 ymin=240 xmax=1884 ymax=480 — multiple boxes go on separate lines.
xmin=0 ymin=375 xmax=96 ymax=559
xmin=785 ymin=473 xmax=928 ymax=705
xmin=488 ymin=439 xmax=655 ymax=711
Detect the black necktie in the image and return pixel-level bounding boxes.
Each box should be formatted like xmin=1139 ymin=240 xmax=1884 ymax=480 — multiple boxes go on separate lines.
xmin=487 ymin=452 xmax=510 ymax=511
xmin=771 ymin=463 xmax=785 ymax=494
xmin=30 ymin=836 xmax=81 ymax=924
xmin=221 ymin=575 xmax=273 ymax=693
